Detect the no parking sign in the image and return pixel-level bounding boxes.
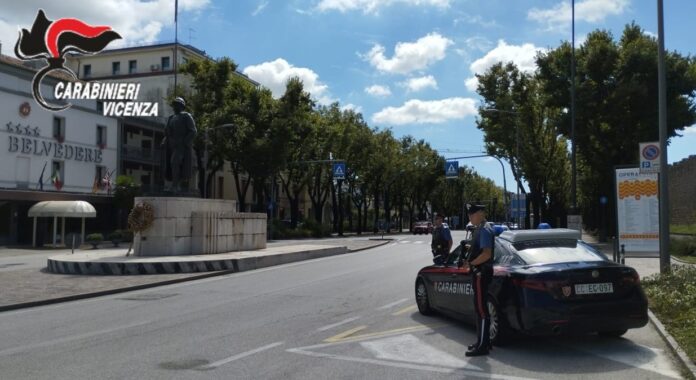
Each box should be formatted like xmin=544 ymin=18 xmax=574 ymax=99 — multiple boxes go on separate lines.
xmin=639 ymin=142 xmax=660 ymax=174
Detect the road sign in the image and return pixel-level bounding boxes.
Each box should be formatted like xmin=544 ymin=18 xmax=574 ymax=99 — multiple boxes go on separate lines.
xmin=639 ymin=142 xmax=660 ymax=174
xmin=333 ymin=162 xmax=346 ymax=180
xmin=445 ymin=161 xmax=459 ymax=178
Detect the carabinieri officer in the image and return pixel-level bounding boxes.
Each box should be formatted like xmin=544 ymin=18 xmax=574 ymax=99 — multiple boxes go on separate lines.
xmin=461 ymin=204 xmax=495 ymax=356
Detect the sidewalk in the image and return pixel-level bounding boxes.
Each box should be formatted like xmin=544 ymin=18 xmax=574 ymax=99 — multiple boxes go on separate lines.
xmin=582 ymin=232 xmax=665 ymax=278
xmin=0 ymin=237 xmax=391 ymax=312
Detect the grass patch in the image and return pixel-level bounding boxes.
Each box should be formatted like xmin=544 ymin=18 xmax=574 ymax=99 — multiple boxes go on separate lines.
xmin=642 ymin=265 xmax=696 ymax=365
xmin=671 ymin=238 xmax=696 ymax=264
xmin=672 ymin=224 xmax=696 ymax=235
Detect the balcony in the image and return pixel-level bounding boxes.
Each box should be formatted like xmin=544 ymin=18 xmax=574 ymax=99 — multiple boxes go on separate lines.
xmin=121 ymin=146 xmax=162 ymax=164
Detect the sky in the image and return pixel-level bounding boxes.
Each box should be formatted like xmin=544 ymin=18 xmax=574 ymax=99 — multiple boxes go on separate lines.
xmin=1 ymin=0 xmax=695 ymax=193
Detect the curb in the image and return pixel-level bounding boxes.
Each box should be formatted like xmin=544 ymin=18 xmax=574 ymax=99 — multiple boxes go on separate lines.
xmin=672 ymin=256 xmax=695 ymax=265
xmin=0 ymin=270 xmax=230 ymax=313
xmin=0 ymin=243 xmax=389 ymax=313
xmin=348 ymin=239 xmax=392 ymax=252
xmin=648 ymin=309 xmax=696 ymax=379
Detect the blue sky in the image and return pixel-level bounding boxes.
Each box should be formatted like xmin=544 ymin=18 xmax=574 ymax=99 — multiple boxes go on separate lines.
xmin=2 ymin=0 xmax=695 ymax=192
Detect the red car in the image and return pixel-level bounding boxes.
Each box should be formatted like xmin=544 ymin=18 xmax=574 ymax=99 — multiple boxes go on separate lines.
xmin=412 ymin=221 xmax=433 ymax=234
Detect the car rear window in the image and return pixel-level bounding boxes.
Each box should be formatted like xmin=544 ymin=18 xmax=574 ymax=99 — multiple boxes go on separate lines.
xmin=511 ymin=239 xmax=607 ymax=264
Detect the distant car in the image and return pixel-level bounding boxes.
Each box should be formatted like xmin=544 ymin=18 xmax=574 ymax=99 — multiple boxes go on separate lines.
xmin=413 ymin=221 xmax=433 ymax=234
xmin=414 ymin=228 xmax=648 ymax=345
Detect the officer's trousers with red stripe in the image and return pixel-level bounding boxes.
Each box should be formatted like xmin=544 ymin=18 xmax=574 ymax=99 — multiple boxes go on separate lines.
xmin=472 ymin=266 xmax=493 ymax=350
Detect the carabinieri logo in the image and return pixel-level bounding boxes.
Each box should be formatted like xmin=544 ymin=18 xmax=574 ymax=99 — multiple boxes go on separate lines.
xmin=14 ymin=9 xmax=121 ymax=112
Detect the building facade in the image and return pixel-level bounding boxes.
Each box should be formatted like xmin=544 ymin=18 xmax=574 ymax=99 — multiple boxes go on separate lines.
xmin=0 ymin=56 xmax=118 ymax=245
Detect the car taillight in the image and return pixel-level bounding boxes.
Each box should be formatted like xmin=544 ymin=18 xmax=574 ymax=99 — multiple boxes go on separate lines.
xmin=622 ymin=271 xmax=640 ymax=285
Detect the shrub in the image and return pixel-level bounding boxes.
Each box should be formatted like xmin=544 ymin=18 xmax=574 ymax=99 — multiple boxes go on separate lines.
xmin=670 ymin=238 xmax=696 ymax=257
xmin=85 ymin=233 xmax=103 ymax=249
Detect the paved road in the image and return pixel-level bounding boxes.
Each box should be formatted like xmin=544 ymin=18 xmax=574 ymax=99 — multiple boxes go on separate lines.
xmin=0 ymin=232 xmax=684 ymax=379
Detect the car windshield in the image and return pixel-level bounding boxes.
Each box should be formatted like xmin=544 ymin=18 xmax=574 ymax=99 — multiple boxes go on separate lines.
xmin=511 ymin=239 xmax=607 ymax=265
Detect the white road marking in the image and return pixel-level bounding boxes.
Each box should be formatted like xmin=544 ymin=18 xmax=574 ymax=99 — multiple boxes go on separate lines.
xmin=286 ymin=347 xmax=538 ymax=380
xmin=377 ymin=298 xmax=409 ymax=310
xmin=199 ymin=341 xmax=284 ymax=370
xmin=361 ymin=334 xmax=477 ymax=369
xmin=399 ymin=240 xmax=410 ymax=244
xmin=414 ymin=241 xmax=425 ymax=244
xmin=317 ymin=316 xmax=362 ymax=332
xmin=569 ymin=340 xmax=681 ymax=379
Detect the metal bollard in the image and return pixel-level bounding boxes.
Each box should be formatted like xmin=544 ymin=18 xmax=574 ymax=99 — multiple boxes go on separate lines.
xmin=612 ymin=236 xmax=617 ymax=263
xmin=72 ymin=235 xmax=75 ymax=254
xmin=620 ymin=244 xmax=625 ymax=265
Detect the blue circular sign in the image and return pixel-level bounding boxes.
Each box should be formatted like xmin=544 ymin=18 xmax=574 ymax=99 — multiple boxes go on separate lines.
xmin=642 ymin=144 xmax=660 ymax=160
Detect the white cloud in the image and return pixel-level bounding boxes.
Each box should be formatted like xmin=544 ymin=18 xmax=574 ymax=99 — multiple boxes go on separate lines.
xmin=316 ymin=0 xmax=450 ymax=14
xmin=465 ymin=36 xmax=493 ymax=52
xmin=0 ymin=1 xmax=210 ymax=50
xmin=464 ymin=40 xmax=545 ymax=92
xmin=528 ymin=0 xmax=629 ymax=31
xmin=365 ymin=84 xmax=392 ymax=97
xmin=242 ymin=58 xmax=332 ymax=104
xmin=401 ymin=75 xmax=438 ymax=92
xmin=453 ymin=14 xmax=499 ymax=28
xmin=341 ymin=103 xmax=363 ymax=113
xmin=252 ymin=1 xmax=269 ymax=16
xmin=684 ymin=125 xmax=696 ymax=135
xmin=363 ymin=32 xmax=453 ymax=75
xmin=372 ymin=97 xmax=477 ymax=125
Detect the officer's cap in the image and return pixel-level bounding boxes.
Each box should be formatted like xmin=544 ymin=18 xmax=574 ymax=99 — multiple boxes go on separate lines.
xmin=172 ymin=97 xmax=186 ymax=107
xmin=467 ymin=204 xmax=486 ymax=214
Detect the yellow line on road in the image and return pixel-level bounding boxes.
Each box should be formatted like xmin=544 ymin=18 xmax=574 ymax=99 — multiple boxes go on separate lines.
xmin=391 ymin=304 xmax=417 ymax=316
xmin=323 ymin=323 xmax=447 ymax=344
xmin=324 ymin=325 xmax=368 ymax=343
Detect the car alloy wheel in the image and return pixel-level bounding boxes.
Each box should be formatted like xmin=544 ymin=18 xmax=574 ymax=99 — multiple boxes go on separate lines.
xmin=416 ymin=280 xmax=433 ymax=315
xmin=488 ymin=300 xmax=499 ymax=342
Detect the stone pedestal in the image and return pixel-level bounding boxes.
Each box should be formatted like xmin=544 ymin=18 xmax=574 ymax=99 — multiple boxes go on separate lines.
xmin=133 ymin=197 xmax=266 ymax=256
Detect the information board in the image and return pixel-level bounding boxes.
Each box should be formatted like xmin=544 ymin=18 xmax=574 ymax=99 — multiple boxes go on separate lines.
xmin=615 ymin=167 xmax=659 ymax=253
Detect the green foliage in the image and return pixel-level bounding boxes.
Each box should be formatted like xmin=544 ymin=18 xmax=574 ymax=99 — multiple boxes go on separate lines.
xmin=671 ymin=238 xmax=696 ymax=257
xmin=108 ymin=230 xmax=123 ymax=241
xmin=113 ymin=175 xmax=141 ymax=211
xmin=536 ymin=23 xmax=696 ymax=231
xmin=85 ymin=233 xmax=103 ymax=242
xmin=642 ymin=265 xmax=696 ymax=362
xmin=672 ymin=224 xmax=696 ymax=236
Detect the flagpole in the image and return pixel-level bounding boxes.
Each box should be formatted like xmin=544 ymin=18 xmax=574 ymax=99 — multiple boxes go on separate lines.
xmin=173 ymin=0 xmax=178 ymax=97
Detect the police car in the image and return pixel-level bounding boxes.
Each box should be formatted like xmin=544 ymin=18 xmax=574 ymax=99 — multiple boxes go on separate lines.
xmin=414 ymin=228 xmax=648 ymax=344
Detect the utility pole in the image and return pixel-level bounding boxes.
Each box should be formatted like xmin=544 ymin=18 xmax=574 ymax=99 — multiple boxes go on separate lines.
xmin=657 ymin=0 xmax=670 ymax=273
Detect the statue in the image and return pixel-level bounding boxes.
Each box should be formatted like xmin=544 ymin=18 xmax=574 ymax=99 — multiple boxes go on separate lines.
xmin=161 ymin=97 xmax=197 ymax=194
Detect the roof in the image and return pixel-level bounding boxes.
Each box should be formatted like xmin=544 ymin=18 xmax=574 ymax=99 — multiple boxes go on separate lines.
xmin=498 ymin=228 xmax=581 ymax=243
xmin=28 ymin=201 xmax=97 ymax=218
xmin=0 ymin=54 xmax=76 ymax=82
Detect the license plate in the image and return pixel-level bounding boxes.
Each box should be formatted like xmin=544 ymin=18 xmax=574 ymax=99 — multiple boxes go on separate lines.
xmin=575 ymin=282 xmax=613 ymax=295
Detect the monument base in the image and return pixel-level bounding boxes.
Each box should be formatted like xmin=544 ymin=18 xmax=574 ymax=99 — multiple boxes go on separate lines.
xmin=133 ymin=197 xmax=266 ymax=256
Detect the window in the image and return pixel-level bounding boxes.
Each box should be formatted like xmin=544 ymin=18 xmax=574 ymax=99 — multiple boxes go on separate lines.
xmin=52 ymin=117 xmax=65 ymax=142
xmin=128 ymin=60 xmax=137 ymax=74
xmin=83 ymin=64 xmax=91 ymax=78
xmin=96 ymin=125 xmax=107 ymax=147
xmin=112 ymin=61 xmax=120 ymax=75
xmin=218 ymin=177 xmax=224 ymax=199
xmin=96 ymin=101 xmax=104 ymax=113
xmin=512 ymin=239 xmax=607 ymax=265
xmin=161 ymin=56 xmax=170 ymax=70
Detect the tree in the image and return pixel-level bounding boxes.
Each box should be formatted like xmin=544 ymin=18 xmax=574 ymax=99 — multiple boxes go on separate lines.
xmin=476 ymin=62 xmax=571 ymax=227
xmin=536 ymin=23 xmax=696 ymax=231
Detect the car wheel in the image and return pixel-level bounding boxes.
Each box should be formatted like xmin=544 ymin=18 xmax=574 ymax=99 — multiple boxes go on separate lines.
xmin=599 ymin=329 xmax=628 ymax=338
xmin=488 ymin=298 xmax=509 ymax=346
xmin=415 ymin=279 xmax=433 ymax=316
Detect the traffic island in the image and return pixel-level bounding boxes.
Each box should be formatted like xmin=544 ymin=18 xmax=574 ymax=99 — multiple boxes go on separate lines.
xmin=47 ymin=244 xmax=347 ymax=275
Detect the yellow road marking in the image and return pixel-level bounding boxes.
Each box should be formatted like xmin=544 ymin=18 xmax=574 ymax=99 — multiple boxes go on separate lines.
xmin=324 ymin=325 xmax=368 ymax=343
xmin=391 ymin=304 xmax=417 ymax=316
xmin=323 ymin=323 xmax=447 ymax=344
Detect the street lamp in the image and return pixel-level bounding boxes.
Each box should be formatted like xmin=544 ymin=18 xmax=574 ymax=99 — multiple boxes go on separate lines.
xmin=203 ymin=123 xmax=237 ymax=199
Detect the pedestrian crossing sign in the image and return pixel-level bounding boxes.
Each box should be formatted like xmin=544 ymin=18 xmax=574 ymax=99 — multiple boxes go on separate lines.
xmin=445 ymin=161 xmax=459 ymax=178
xmin=333 ymin=162 xmax=346 ymax=180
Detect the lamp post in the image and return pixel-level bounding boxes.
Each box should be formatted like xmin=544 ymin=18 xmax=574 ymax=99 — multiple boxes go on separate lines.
xmin=657 ymin=0 xmax=670 ymax=273
xmin=203 ymin=123 xmax=236 ymax=199
xmin=384 ymin=169 xmax=405 ymax=233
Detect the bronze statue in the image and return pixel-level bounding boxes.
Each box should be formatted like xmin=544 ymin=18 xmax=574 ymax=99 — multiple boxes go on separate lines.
xmin=161 ymin=97 xmax=197 ymax=193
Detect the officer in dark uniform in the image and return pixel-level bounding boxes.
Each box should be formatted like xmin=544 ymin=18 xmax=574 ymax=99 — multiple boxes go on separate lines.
xmin=431 ymin=214 xmax=452 ymax=265
xmin=461 ymin=204 xmax=495 ymax=356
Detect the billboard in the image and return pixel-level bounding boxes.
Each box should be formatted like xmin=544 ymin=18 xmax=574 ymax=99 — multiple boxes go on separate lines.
xmin=615 ymin=167 xmax=659 ymax=253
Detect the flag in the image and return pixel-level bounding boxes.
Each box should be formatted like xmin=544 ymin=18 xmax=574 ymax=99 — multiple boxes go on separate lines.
xmin=92 ymin=173 xmax=100 ymax=193
xmin=51 ymin=171 xmax=62 ymax=190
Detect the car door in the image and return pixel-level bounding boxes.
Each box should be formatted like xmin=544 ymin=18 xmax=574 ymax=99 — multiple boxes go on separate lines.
xmin=434 ymin=245 xmax=475 ymax=317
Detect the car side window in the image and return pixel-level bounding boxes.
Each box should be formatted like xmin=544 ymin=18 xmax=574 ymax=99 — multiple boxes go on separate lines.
xmin=494 ymin=241 xmax=525 ymax=266
xmin=446 ymin=245 xmax=462 ymax=266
